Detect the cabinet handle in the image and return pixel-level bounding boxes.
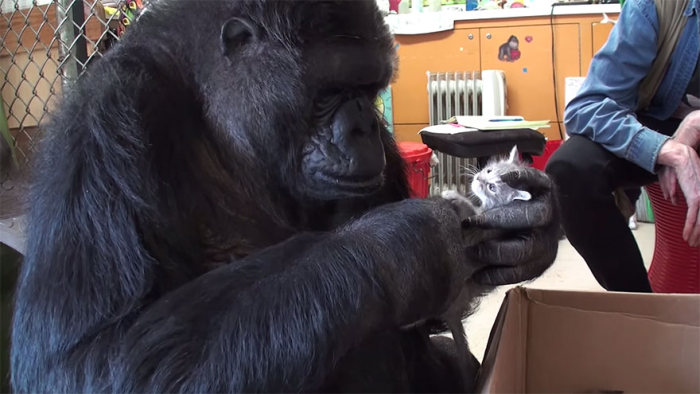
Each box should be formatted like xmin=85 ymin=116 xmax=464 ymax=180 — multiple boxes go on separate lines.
xmin=468 ymin=33 xmax=474 ymax=40
xmin=486 ymin=33 xmax=492 ymax=39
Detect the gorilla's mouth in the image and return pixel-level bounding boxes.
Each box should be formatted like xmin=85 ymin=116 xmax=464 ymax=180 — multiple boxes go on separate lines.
xmin=301 ymin=116 xmax=386 ymax=199
xmin=317 ymin=171 xmax=384 ymax=192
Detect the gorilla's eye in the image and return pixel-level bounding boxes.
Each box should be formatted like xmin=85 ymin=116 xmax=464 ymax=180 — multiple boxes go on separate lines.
xmin=361 ymin=84 xmax=383 ymax=99
xmin=319 ymin=87 xmax=345 ymax=98
xmin=487 ymin=183 xmax=496 ymax=192
xmin=314 ymin=93 xmax=343 ymax=121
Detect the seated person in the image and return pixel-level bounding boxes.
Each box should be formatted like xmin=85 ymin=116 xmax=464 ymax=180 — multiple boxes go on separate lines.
xmin=546 ymin=0 xmax=700 ymax=292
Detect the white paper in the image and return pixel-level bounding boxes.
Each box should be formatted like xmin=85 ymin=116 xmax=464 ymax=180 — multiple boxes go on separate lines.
xmin=419 ymin=124 xmax=478 ymax=135
xmin=565 ymin=77 xmax=586 ymax=107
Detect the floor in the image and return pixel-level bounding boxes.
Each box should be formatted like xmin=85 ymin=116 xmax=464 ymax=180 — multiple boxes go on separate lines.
xmin=461 ymin=221 xmax=656 ymax=362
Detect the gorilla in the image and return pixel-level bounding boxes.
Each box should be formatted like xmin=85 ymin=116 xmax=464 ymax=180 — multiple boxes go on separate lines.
xmin=11 ymin=1 xmax=558 ymax=392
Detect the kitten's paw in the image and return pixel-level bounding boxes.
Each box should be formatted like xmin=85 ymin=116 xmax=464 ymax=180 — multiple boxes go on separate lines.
xmin=441 ymin=190 xmax=462 ymax=201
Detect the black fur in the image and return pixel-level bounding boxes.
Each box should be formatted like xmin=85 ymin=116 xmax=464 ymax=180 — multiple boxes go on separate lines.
xmin=11 ymin=1 xmax=558 ymax=392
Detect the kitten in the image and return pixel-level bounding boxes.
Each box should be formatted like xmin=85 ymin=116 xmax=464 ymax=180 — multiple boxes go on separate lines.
xmin=443 ymin=145 xmax=532 ymax=245
xmin=439 ymin=146 xmax=539 ymax=389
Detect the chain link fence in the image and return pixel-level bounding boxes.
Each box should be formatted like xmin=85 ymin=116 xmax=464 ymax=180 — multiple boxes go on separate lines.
xmin=0 ymin=0 xmax=146 ymax=220
xmin=0 ymin=0 xmax=145 ymax=169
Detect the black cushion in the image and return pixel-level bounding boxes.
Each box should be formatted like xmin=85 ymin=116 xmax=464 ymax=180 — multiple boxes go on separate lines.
xmin=420 ymin=128 xmax=546 ymax=159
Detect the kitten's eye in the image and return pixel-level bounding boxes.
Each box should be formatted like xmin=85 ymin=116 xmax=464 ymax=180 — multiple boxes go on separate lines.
xmin=488 ymin=183 xmax=496 ymax=192
xmin=486 ymin=169 xmax=492 ymax=173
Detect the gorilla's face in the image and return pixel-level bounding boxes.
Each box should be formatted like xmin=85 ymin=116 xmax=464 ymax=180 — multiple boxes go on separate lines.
xmin=210 ymin=1 xmax=395 ymax=201
xmin=300 ymin=37 xmax=393 ymax=200
xmin=302 ymin=94 xmax=386 ymax=199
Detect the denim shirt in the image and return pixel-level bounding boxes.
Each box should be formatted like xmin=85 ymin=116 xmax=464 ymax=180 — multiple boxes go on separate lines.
xmin=564 ymin=0 xmax=700 ymax=173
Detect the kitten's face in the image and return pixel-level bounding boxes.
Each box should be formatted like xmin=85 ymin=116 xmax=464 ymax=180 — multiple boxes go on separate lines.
xmin=471 ymin=146 xmax=531 ymax=209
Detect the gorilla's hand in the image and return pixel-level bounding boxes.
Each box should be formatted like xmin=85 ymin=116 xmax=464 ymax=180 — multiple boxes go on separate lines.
xmin=346 ymin=198 xmax=482 ymax=319
xmin=500 ymin=165 xmax=554 ymax=194
xmin=463 ymin=167 xmax=560 ymax=286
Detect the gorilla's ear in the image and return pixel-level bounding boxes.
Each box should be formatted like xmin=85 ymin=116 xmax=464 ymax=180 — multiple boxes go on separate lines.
xmin=221 ymin=17 xmax=256 ymax=56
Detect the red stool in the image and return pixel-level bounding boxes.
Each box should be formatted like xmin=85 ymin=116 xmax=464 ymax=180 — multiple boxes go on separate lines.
xmin=645 ymin=182 xmax=700 ymax=293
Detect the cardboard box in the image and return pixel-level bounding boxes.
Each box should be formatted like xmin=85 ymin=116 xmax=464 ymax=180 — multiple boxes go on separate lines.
xmin=477 ymin=287 xmax=700 ymax=393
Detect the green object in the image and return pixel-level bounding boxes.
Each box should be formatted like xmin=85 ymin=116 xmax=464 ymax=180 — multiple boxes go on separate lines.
xmin=375 ymin=87 xmax=394 ymax=134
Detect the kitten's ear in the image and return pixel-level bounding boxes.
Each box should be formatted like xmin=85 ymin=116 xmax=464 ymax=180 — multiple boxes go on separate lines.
xmin=513 ymin=190 xmax=532 ymax=201
xmin=508 ymin=145 xmax=519 ymax=163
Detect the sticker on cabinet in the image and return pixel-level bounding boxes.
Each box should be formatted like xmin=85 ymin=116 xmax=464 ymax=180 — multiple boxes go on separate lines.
xmin=498 ymin=35 xmax=520 ymax=62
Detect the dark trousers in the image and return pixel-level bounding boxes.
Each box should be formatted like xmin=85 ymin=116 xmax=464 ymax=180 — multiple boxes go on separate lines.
xmin=545 ymin=115 xmax=680 ymax=292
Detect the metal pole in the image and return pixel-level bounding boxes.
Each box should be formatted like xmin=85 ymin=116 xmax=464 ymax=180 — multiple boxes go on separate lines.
xmin=56 ymin=0 xmax=87 ymax=88
xmin=70 ymin=0 xmax=88 ymax=69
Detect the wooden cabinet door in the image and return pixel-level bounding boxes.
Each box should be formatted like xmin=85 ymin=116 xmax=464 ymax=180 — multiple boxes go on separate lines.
xmin=554 ymin=23 xmax=582 ymax=138
xmin=392 ymin=29 xmax=480 ymax=125
xmin=480 ymin=24 xmax=579 ymax=140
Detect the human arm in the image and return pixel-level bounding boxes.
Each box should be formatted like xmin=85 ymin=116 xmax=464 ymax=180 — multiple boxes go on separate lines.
xmin=564 ymin=0 xmax=673 ymax=173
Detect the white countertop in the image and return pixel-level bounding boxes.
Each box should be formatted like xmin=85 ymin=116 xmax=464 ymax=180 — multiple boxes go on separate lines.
xmin=386 ymin=3 xmax=621 ymax=35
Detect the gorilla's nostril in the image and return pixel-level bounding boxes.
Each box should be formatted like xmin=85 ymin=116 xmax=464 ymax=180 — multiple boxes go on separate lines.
xmin=352 ymin=119 xmax=377 ymax=137
xmin=351 ymin=128 xmax=364 ymax=137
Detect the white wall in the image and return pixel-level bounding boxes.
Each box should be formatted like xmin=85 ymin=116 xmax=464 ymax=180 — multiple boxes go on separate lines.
xmin=2 ymin=0 xmax=52 ymax=14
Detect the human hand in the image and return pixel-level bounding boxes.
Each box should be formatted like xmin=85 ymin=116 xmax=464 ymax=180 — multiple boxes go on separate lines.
xmin=657 ymin=140 xmax=700 ymax=246
xmin=667 ymin=110 xmax=700 ymax=207
xmin=675 ymin=149 xmax=700 ymax=246
xmin=658 ymin=166 xmax=678 ymax=204
xmin=673 ymin=110 xmax=700 ymax=150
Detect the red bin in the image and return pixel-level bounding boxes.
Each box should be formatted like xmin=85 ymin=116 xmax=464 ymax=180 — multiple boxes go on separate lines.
xmin=397 ymin=142 xmax=432 ymax=199
xmin=531 ymin=139 xmax=563 ymax=171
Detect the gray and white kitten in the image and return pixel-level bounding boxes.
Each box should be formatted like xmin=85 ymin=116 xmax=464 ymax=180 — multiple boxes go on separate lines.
xmin=443 ymin=145 xmax=531 ymax=221
xmin=440 ymin=145 xmax=533 ymax=389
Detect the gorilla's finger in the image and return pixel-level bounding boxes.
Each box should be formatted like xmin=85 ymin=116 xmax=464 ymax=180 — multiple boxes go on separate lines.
xmin=465 ymin=235 xmax=542 ymax=266
xmin=472 ymin=244 xmax=557 ymax=286
xmin=460 ymin=225 xmax=504 ymax=247
xmin=465 ymin=200 xmax=552 ymax=229
xmin=500 ymin=168 xmax=552 ymax=192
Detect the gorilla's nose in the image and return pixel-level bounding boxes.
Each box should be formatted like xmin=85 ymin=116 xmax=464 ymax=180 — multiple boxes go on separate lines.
xmin=332 ymin=97 xmax=378 ymax=140
xmin=331 ymin=97 xmax=385 ymax=176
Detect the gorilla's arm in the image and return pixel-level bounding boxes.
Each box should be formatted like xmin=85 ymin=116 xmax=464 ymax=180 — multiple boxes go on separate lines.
xmin=115 ymin=199 xmax=468 ymax=393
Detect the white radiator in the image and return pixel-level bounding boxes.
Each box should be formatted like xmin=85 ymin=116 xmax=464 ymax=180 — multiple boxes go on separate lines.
xmin=426 ymin=70 xmax=506 ymax=196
